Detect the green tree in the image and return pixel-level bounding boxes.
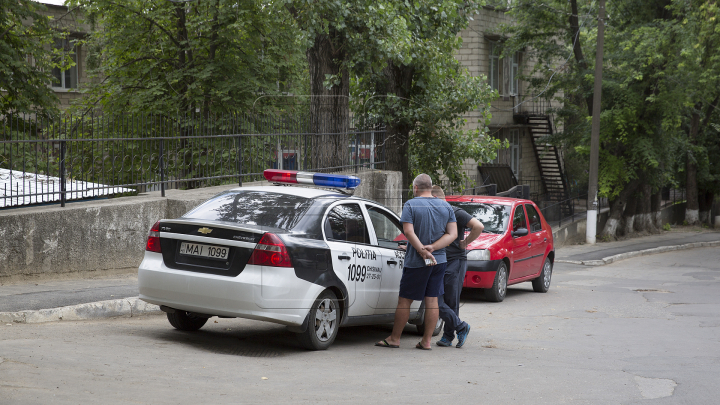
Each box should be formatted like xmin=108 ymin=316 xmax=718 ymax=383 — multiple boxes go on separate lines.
xmin=354 ymin=1 xmax=501 ymax=191
xmin=0 ymin=0 xmax=72 ymax=116
xmin=285 ymin=0 xmax=410 ymax=169
xmin=501 ymin=0 xmax=706 ymax=238
xmin=68 ymin=0 xmax=307 ymax=115
xmin=667 ymin=0 xmax=720 ymax=224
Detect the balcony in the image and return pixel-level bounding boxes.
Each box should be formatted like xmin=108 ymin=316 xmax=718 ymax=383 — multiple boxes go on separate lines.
xmin=511 ymin=93 xmax=554 ymax=122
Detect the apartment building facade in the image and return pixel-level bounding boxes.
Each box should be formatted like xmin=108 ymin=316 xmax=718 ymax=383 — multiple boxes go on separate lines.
xmin=455 ymin=6 xmax=568 ymax=205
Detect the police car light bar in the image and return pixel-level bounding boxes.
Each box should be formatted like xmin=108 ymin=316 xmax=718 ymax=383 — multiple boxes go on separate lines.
xmin=263 ymin=169 xmax=361 ymax=190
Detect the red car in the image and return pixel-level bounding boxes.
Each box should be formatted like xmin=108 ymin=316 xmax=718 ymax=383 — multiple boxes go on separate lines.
xmin=445 ymin=196 xmax=554 ymax=302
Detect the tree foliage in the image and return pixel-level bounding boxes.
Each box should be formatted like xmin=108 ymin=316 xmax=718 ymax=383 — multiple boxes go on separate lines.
xmin=60 ymin=0 xmax=499 ymax=193
xmin=503 ymin=0 xmax=720 ymax=235
xmin=68 ymin=0 xmax=307 ymax=115
xmin=0 ymin=0 xmax=73 ymax=116
xmin=354 ymin=0 xmax=501 ymax=191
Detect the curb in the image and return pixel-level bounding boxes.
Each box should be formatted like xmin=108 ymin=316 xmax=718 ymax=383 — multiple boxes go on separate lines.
xmin=0 ymin=297 xmax=161 ymax=324
xmin=556 ymin=240 xmax=720 ymax=267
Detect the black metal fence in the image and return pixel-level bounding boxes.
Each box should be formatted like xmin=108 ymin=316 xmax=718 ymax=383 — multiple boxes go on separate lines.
xmin=1 ymin=112 xmax=386 ymax=208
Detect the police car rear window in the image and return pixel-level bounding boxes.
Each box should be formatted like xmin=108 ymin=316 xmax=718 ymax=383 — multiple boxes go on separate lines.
xmin=183 ymin=191 xmax=314 ymax=230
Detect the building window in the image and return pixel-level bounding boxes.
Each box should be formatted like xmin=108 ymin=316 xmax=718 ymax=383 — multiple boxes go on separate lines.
xmin=489 ymin=42 xmax=500 ymax=91
xmin=51 ymin=38 xmax=78 ymax=89
xmin=510 ymin=52 xmax=519 ymax=95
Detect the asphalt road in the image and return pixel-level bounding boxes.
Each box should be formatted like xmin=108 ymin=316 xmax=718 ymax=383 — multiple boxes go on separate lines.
xmin=1 ymin=247 xmax=719 ymax=404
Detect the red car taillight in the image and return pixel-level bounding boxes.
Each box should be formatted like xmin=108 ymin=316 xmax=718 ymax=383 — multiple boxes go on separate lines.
xmin=248 ymin=233 xmax=292 ymax=268
xmin=145 ymin=221 xmax=162 ymax=253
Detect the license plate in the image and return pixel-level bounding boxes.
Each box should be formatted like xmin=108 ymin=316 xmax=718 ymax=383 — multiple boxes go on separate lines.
xmin=179 ymin=242 xmax=229 ymax=260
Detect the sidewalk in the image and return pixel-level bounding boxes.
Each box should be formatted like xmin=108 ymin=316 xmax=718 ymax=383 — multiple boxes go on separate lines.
xmin=2 ymin=230 xmax=719 ymax=324
xmin=556 ymin=229 xmax=720 ymax=265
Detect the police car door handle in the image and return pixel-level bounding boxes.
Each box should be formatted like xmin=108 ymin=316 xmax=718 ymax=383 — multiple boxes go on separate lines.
xmin=338 ymin=254 xmax=351 ymax=261
xmin=527 ymin=242 xmax=532 ymax=247
xmin=544 ymin=238 xmax=547 ymax=242
xmin=387 ymin=259 xmax=398 ymax=265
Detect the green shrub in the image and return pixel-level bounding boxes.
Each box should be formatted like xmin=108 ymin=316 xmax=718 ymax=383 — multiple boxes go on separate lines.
xmin=663 ymin=223 xmax=671 ymax=231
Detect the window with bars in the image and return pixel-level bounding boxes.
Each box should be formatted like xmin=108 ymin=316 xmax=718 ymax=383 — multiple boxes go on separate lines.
xmin=51 ymin=38 xmax=78 ymax=90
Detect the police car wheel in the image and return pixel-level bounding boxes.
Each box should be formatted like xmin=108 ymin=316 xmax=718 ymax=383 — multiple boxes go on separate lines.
xmin=415 ymin=316 xmax=444 ymax=337
xmin=297 ymin=290 xmax=339 ymax=350
xmin=166 ymin=311 xmax=208 ymax=331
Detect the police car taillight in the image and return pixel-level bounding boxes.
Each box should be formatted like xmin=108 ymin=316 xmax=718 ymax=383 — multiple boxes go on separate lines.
xmin=145 ymin=221 xmax=162 ymax=253
xmin=248 ymin=233 xmax=292 ymax=268
xmin=263 ymin=169 xmax=361 ymax=189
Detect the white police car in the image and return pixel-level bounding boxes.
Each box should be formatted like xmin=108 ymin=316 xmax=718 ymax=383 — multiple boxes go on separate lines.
xmin=138 ymin=170 xmax=438 ymax=350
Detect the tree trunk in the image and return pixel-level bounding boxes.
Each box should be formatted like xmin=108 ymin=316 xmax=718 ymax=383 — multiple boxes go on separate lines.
xmin=633 ymin=184 xmax=653 ymax=232
xmin=686 ymin=107 xmax=701 ymax=224
xmin=307 ymin=31 xmax=349 ymax=171
xmin=699 ymin=189 xmax=713 ymax=224
xmin=623 ymin=191 xmax=638 ymax=236
xmin=600 ymin=178 xmax=641 ymax=239
xmin=378 ymin=62 xmax=415 ymax=194
xmin=651 ymin=189 xmax=663 ymax=230
xmin=175 ymin=5 xmax=196 ymax=189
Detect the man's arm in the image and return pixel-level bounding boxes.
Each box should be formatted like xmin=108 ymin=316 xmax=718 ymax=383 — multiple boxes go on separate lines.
xmin=403 ymin=222 xmax=434 ymax=261
xmin=425 ymin=221 xmax=457 ymax=252
xmin=459 ymin=218 xmax=484 ymax=250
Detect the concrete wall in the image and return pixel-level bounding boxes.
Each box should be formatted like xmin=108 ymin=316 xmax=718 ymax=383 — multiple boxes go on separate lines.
xmin=661 ymin=202 xmax=686 ymax=225
xmin=552 ymin=210 xmax=610 ymax=248
xmin=0 ymin=170 xmax=401 ymax=281
xmin=552 ymin=202 xmax=697 ymax=247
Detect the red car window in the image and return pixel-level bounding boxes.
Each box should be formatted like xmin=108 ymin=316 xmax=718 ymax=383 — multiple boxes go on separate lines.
xmin=524 ymin=204 xmax=543 ymax=233
xmin=512 ymin=205 xmax=528 ymax=231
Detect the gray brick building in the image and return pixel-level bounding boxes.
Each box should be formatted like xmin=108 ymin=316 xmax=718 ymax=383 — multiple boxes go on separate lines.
xmin=455 ymin=6 xmax=568 ymax=206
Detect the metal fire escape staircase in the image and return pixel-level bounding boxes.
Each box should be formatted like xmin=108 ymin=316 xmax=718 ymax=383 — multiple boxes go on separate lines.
xmin=526 ymin=115 xmax=572 ymax=217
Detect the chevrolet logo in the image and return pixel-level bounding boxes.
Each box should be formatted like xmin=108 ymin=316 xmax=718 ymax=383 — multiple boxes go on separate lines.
xmin=197 ymin=227 xmax=213 ymax=235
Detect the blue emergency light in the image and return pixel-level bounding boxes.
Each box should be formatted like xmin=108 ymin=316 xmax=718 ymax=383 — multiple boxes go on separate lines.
xmin=264 ymin=169 xmax=361 ymax=190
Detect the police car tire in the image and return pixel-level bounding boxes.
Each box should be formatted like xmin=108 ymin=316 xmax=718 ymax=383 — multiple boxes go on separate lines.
xmin=166 ymin=311 xmax=208 ymax=331
xmin=415 ymin=316 xmax=444 ymax=337
xmin=297 ymin=290 xmax=340 ymax=351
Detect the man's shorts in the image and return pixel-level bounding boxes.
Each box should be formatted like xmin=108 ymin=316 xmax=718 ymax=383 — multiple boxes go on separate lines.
xmin=399 ymin=262 xmax=447 ymax=301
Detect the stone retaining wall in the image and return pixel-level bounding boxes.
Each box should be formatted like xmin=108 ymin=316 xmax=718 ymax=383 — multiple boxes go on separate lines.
xmin=0 ymin=171 xmax=401 ymax=280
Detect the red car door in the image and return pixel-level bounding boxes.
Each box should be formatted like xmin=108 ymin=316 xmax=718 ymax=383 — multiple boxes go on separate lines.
xmin=523 ymin=203 xmax=547 ymax=277
xmin=509 ymin=204 xmax=533 ymax=280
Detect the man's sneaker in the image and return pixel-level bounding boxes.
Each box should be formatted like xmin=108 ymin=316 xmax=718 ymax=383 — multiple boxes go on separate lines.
xmin=456 ymin=325 xmax=471 ymax=348
xmin=436 ymin=337 xmax=453 ymax=347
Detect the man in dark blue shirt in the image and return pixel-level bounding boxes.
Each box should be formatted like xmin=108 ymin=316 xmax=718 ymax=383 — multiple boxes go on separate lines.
xmin=432 ymin=186 xmax=484 ymax=348
xmin=375 ymin=174 xmax=457 ymax=350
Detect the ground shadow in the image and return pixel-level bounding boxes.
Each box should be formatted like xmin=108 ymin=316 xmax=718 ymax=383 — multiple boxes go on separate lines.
xmin=133 ymin=317 xmax=418 ymax=357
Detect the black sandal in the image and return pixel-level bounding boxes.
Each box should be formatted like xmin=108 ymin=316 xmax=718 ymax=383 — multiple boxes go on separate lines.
xmin=375 ymin=339 xmax=399 ymax=348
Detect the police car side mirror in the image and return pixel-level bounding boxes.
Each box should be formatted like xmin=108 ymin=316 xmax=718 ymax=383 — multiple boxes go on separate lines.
xmin=512 ymin=228 xmax=529 ymax=238
xmin=397 ymin=240 xmax=408 ymax=247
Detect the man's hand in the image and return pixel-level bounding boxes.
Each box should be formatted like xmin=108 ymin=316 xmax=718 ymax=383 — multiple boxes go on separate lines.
xmin=421 ymin=250 xmax=437 ymax=265
xmin=423 ymin=245 xmax=435 ymax=253
xmin=459 ymin=240 xmax=468 ymax=250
